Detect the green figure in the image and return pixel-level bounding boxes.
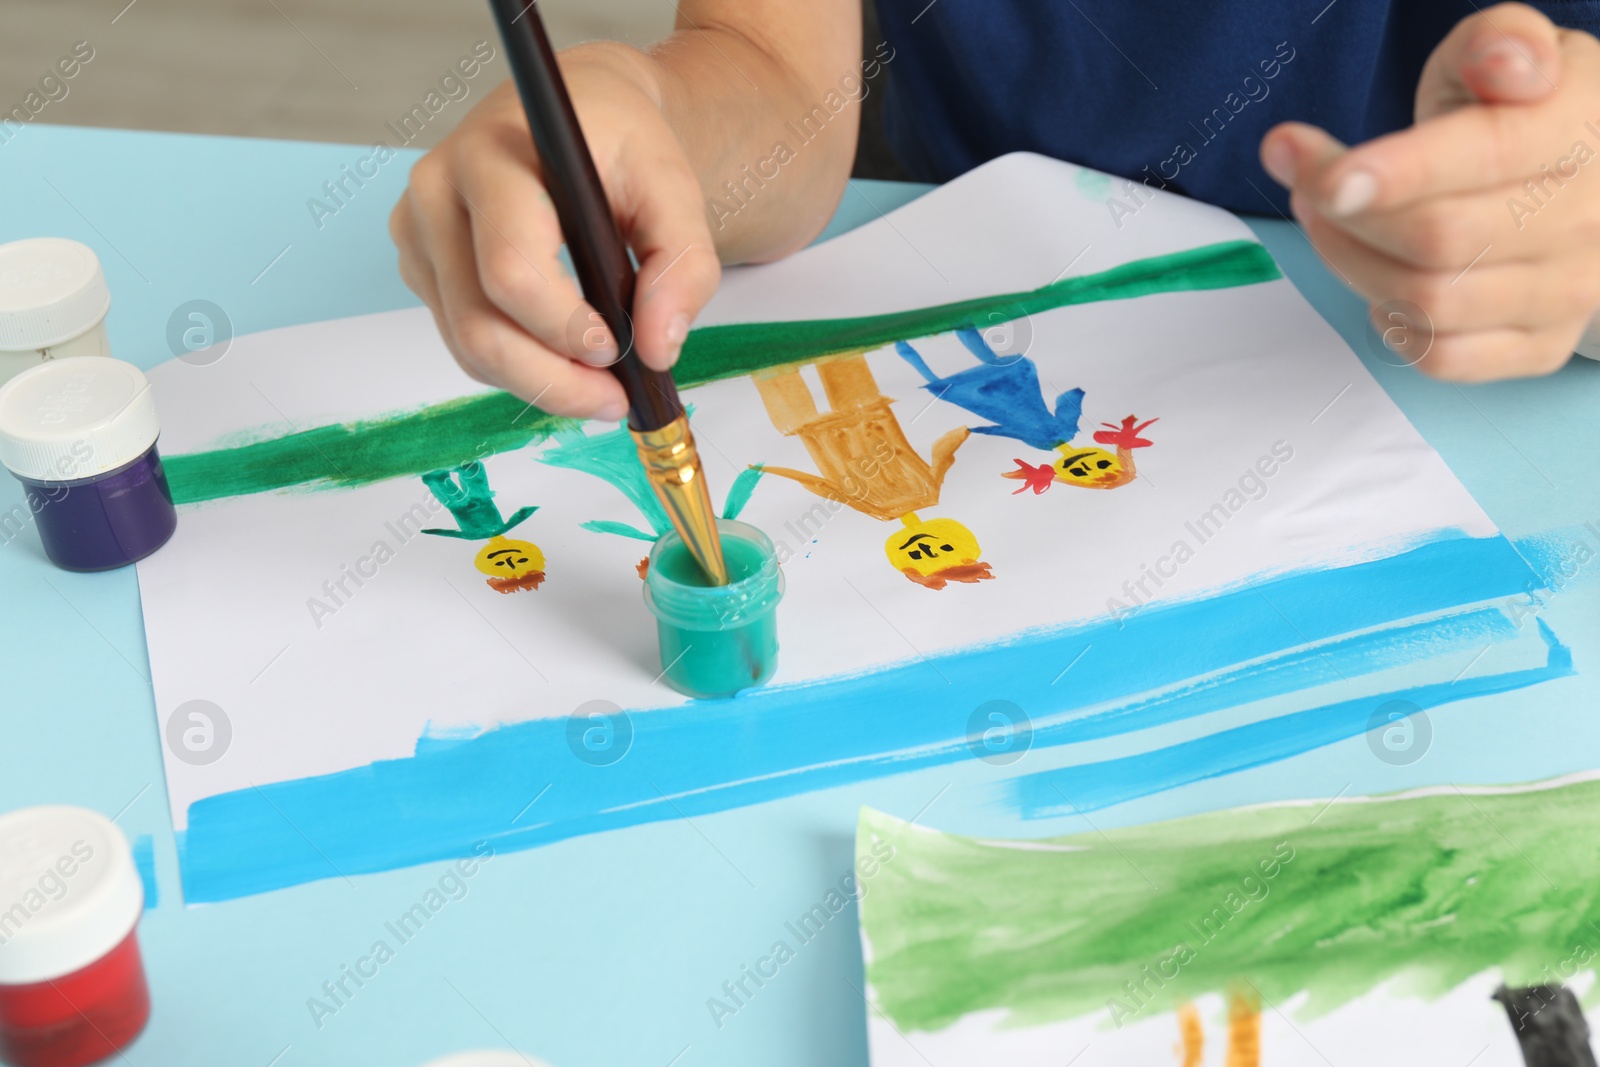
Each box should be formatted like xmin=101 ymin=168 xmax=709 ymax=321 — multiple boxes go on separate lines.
xmin=418 ymin=460 xmax=539 ymax=540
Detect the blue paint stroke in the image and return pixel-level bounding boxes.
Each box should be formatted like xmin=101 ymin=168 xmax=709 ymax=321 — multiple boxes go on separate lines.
xmin=895 ymin=331 xmax=1084 ymax=451
xmin=1029 ymin=604 xmax=1518 ymax=750
xmin=180 ymin=534 xmax=1544 ymax=902
xmin=414 ymin=722 xmax=483 ymax=757
xmin=1512 ymin=529 xmax=1599 ymax=595
xmin=1014 ymin=619 xmax=1573 ymax=816
xmin=132 ymin=834 xmax=158 ymax=909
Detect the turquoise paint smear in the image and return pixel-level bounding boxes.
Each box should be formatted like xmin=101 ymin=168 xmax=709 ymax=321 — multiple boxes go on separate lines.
xmin=720 ymin=465 xmax=765 ymax=521
xmin=178 ymin=535 xmax=1544 ymax=902
xmin=132 ymin=834 xmax=158 ymax=909
xmin=541 ymin=424 xmax=672 ymax=538
xmin=579 ymin=519 xmax=658 ymax=542
xmin=1015 ymin=618 xmax=1573 ymax=816
xmin=542 ymin=421 xmax=766 ymax=541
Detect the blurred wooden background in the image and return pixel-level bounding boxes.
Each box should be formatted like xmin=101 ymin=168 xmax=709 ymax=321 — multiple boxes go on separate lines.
xmin=3 ymin=0 xmax=675 ymax=148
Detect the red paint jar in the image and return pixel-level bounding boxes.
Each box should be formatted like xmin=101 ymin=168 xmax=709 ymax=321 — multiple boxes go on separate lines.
xmin=0 ymin=808 xmax=149 ymax=1067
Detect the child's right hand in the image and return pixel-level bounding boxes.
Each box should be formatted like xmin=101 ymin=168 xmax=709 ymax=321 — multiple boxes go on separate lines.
xmin=390 ymin=46 xmax=722 ymax=420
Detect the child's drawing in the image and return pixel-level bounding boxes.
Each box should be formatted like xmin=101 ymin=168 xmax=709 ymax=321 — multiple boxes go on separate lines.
xmin=418 ymin=460 xmax=546 ymax=593
xmin=895 ymin=327 xmax=1157 ymax=495
xmin=750 ymin=351 xmax=992 ymax=588
xmin=135 ymin=157 xmax=1558 ymax=921
xmin=859 ymin=773 xmax=1600 ymax=1067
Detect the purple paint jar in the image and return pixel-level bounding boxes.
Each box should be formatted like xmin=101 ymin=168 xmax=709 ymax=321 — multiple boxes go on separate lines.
xmin=0 ymin=357 xmax=176 ymax=571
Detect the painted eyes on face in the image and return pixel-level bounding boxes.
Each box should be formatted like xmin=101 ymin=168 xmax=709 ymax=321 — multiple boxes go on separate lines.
xmin=1065 ymin=458 xmax=1115 ymax=478
xmin=905 ymin=542 xmax=956 ymax=561
xmin=495 ymin=556 xmax=530 ymax=569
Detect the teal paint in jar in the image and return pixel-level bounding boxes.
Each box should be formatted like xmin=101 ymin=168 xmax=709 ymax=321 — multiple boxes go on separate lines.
xmin=644 ymin=519 xmax=783 ymax=699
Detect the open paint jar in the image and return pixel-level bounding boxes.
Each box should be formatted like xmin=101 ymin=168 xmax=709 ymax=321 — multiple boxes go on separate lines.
xmin=0 ymin=807 xmax=150 ymax=1067
xmin=643 ymin=519 xmax=784 ymax=699
xmin=0 ymin=357 xmax=176 ymax=571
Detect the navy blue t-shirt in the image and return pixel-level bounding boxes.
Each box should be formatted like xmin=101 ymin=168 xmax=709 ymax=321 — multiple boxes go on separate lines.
xmin=876 ymin=1 xmax=1600 ymax=214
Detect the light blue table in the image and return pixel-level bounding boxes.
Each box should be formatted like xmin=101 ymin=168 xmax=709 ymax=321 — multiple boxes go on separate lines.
xmin=2 ymin=125 xmax=1597 ymax=1067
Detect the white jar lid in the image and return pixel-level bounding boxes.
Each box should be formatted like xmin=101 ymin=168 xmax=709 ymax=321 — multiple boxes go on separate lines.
xmin=420 ymin=1054 xmax=552 ymax=1067
xmin=0 ymin=806 xmax=144 ymax=985
xmin=0 ymin=238 xmax=112 ymax=351
xmin=0 ymin=357 xmax=161 ymax=482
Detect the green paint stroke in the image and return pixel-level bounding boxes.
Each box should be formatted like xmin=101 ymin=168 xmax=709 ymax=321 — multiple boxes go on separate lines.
xmin=859 ymin=779 xmax=1600 ymax=1034
xmin=675 ymin=239 xmax=1280 ymax=376
xmin=165 ymin=240 xmax=1280 ymax=504
xmin=165 ymin=391 xmax=579 ymax=505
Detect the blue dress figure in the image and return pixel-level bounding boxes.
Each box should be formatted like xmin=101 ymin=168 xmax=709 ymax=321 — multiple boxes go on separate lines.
xmin=895 ymin=327 xmax=1085 ymax=452
xmin=896 ymin=326 xmax=1156 ymax=495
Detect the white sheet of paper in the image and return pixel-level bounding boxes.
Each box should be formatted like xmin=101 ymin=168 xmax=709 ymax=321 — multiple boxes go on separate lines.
xmin=138 ymin=152 xmax=1495 ymax=832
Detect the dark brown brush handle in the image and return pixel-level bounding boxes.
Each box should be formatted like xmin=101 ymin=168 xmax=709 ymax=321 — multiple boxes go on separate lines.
xmin=488 ymin=0 xmax=683 ymax=432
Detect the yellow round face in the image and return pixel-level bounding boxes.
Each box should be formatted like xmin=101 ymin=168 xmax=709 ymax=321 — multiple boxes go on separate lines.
xmin=474 ymin=536 xmax=546 ymax=579
xmin=1054 ymin=445 xmax=1125 ymax=486
xmin=885 ymin=517 xmax=982 ymax=577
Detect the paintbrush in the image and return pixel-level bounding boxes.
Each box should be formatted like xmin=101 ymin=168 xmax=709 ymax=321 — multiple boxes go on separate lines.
xmin=487 ymin=0 xmax=728 ymax=585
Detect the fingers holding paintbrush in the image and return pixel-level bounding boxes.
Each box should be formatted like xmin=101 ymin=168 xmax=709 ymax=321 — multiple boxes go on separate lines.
xmin=390 ymin=55 xmax=719 ymax=417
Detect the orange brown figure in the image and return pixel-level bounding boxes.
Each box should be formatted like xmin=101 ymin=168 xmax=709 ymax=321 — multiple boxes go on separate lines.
xmin=750 ymin=351 xmax=992 ymax=588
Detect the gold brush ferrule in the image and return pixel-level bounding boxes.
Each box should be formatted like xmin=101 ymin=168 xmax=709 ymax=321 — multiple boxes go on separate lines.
xmin=631 ymin=414 xmax=729 ymax=586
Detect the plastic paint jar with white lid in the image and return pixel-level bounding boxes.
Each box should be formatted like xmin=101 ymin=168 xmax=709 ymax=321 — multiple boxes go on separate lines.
xmin=0 ymin=806 xmax=151 ymax=1067
xmin=0 ymin=357 xmax=178 ymax=571
xmin=0 ymin=239 xmax=112 ymax=388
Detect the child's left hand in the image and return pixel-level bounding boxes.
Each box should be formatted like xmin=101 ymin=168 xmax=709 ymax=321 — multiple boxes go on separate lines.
xmin=1261 ymin=2 xmax=1600 ymax=381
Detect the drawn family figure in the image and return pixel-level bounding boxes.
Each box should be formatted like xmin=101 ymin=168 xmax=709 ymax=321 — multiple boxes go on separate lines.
xmin=895 ymin=327 xmax=1158 ymax=496
xmin=750 ymin=351 xmax=994 ymax=589
xmin=417 ymin=460 xmax=547 ymax=593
